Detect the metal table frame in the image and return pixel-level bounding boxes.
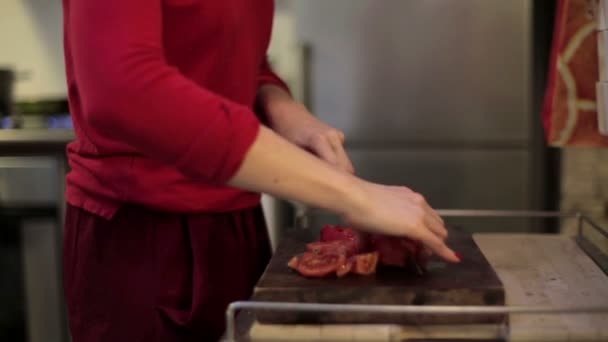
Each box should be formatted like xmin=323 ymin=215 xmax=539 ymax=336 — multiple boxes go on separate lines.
xmin=225 ymin=209 xmax=608 ymax=341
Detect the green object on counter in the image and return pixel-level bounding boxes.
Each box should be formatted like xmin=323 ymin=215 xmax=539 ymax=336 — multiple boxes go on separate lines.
xmin=15 ymin=99 xmax=68 ymax=115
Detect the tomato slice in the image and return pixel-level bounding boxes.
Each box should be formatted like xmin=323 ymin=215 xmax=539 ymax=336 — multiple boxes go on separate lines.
xmin=336 ymin=258 xmax=353 ymax=277
xmin=296 ymin=252 xmax=346 ymax=278
xmin=287 ymin=256 xmax=300 ymax=270
xmin=351 ymin=251 xmax=379 ymax=275
xmin=306 ymin=241 xmax=355 ymax=256
xmin=320 ymin=225 xmax=369 ymax=254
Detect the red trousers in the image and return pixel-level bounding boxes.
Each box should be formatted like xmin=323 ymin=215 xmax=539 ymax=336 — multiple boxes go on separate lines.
xmin=63 ymin=204 xmax=271 ymax=342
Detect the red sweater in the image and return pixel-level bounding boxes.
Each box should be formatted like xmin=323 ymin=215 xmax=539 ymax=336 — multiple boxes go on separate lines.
xmin=62 ymin=0 xmax=288 ymax=219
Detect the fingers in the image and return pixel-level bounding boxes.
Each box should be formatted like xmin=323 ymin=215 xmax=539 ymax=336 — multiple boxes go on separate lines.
xmin=425 ymin=214 xmax=448 ymax=240
xmin=310 ymin=134 xmax=338 ymax=166
xmin=327 ymin=132 xmax=355 ymax=173
xmin=336 ymin=130 xmax=346 ymax=144
xmin=414 ymin=192 xmax=444 ymax=225
xmin=421 ymin=246 xmax=433 ymax=259
xmin=418 ymin=230 xmax=460 ymax=263
xmin=428 ymin=206 xmax=445 ymax=225
xmin=410 ymin=192 xmax=448 ymax=240
xmin=403 ymin=189 xmax=452 ymax=261
xmin=310 ymin=130 xmax=355 ymax=174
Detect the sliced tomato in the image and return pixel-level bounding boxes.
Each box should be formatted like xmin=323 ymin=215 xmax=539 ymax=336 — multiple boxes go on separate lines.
xmin=306 ymin=240 xmax=355 ymax=256
xmin=336 ymin=258 xmax=353 ymax=277
xmin=287 ymin=256 xmax=300 ymax=270
xmin=371 ymin=235 xmax=408 ymax=267
xmin=296 ymin=252 xmax=346 ymax=278
xmin=319 ymin=225 xmax=369 ymax=254
xmin=351 ymin=251 xmax=379 ymax=275
xmin=320 ymin=225 xmax=351 ymax=242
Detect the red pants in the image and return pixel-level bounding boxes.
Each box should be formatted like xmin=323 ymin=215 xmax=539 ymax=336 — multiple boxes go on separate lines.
xmin=63 ymin=204 xmax=271 ymax=342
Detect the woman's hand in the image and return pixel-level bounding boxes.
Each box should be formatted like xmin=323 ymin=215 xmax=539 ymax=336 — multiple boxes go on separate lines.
xmin=250 ymin=85 xmax=456 ymax=262
xmin=274 ymin=103 xmax=355 ymax=174
xmin=258 ymin=85 xmax=354 ymax=173
xmin=343 ymin=180 xmax=458 ymax=263
xmin=230 ymin=126 xmax=459 ymax=263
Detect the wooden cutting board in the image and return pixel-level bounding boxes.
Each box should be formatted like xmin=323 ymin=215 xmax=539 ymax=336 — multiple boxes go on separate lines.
xmin=251 ymin=228 xmax=505 ymax=325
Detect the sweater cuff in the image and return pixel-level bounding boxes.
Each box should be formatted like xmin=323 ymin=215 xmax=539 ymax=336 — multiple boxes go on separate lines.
xmin=258 ymin=72 xmax=291 ymax=96
xmin=175 ymin=103 xmax=261 ymax=184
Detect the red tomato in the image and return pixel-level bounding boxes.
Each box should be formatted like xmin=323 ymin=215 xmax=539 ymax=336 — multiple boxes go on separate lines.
xmin=370 ymin=235 xmax=408 ymax=267
xmin=296 ymin=252 xmax=346 ymax=278
xmin=350 ymin=252 xmax=379 ymax=275
xmin=320 ymin=225 xmax=369 ymax=254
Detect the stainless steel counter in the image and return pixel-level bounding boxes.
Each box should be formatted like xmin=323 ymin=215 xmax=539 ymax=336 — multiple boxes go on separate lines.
xmin=0 ymin=129 xmax=75 ymax=154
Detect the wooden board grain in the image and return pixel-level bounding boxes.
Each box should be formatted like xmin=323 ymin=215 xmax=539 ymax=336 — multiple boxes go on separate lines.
xmin=251 ymin=228 xmax=505 ymax=325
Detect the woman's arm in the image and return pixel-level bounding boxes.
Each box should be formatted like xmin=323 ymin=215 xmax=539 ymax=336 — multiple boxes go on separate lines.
xmin=257 ymin=84 xmax=355 ymax=173
xmin=69 ymin=0 xmax=457 ymax=262
xmin=230 ymin=126 xmax=459 ymax=263
xmin=252 ymin=84 xmax=455 ymax=261
xmin=68 ymin=0 xmax=261 ymax=184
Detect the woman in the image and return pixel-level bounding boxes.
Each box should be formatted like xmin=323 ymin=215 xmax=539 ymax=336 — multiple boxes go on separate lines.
xmin=61 ymin=0 xmax=460 ymax=341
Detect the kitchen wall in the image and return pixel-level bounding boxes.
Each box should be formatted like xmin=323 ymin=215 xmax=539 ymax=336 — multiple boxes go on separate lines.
xmin=561 ymin=149 xmax=608 ymax=253
xmin=0 ymin=0 xmax=66 ymax=100
xmin=261 ymin=2 xmax=304 ymax=249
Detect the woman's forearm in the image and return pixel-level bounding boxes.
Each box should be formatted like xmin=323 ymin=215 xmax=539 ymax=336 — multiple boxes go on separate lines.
xmin=228 ymin=125 xmax=362 ymax=217
xmin=228 ymin=125 xmax=459 ymax=263
xmin=256 ymin=84 xmax=356 ymax=173
xmin=257 ymin=84 xmax=300 ymax=130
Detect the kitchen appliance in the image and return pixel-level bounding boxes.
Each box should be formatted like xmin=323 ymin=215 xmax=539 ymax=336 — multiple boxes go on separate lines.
xmin=0 ymin=156 xmax=65 ymax=342
xmin=288 ymin=0 xmax=557 ymax=233
xmin=0 ymin=68 xmax=14 ymax=117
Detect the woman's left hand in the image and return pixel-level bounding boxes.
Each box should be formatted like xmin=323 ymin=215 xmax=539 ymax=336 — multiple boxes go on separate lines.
xmin=275 ymin=103 xmax=355 ymax=174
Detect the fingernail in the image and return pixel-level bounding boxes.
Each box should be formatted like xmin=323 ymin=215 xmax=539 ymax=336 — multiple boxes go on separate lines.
xmin=454 ymin=252 xmax=462 ymax=261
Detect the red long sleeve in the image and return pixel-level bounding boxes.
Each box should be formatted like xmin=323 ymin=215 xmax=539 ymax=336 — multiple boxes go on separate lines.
xmin=63 ymin=0 xmax=287 ymax=218
xmin=69 ymin=0 xmax=260 ymax=183
xmin=258 ymin=57 xmax=291 ymax=94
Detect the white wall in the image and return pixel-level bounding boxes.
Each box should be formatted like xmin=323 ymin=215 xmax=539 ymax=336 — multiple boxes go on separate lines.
xmin=0 ymin=0 xmax=301 ymax=102
xmin=262 ymin=3 xmax=305 ymax=250
xmin=0 ymin=0 xmax=66 ymax=100
xmin=268 ymin=3 xmax=304 ymax=102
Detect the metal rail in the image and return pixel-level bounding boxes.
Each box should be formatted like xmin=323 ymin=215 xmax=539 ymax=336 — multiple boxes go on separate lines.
xmin=227 ymin=209 xmax=608 ymax=341
xmin=225 ymin=302 xmax=608 ymax=341
xmin=436 ymin=209 xmax=577 ymax=218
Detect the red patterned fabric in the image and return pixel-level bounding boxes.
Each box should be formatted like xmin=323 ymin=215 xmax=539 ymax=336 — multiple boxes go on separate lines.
xmin=543 ymin=0 xmax=608 ymax=146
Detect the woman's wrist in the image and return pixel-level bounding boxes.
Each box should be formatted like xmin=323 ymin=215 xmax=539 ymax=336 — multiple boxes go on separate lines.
xmin=257 ymin=84 xmax=301 ymax=126
xmin=329 ymin=172 xmax=369 ymax=221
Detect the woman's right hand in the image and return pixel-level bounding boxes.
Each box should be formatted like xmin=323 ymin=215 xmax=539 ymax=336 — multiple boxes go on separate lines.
xmin=229 ymin=126 xmax=459 ymax=263
xmin=343 ymin=180 xmax=460 ymax=263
